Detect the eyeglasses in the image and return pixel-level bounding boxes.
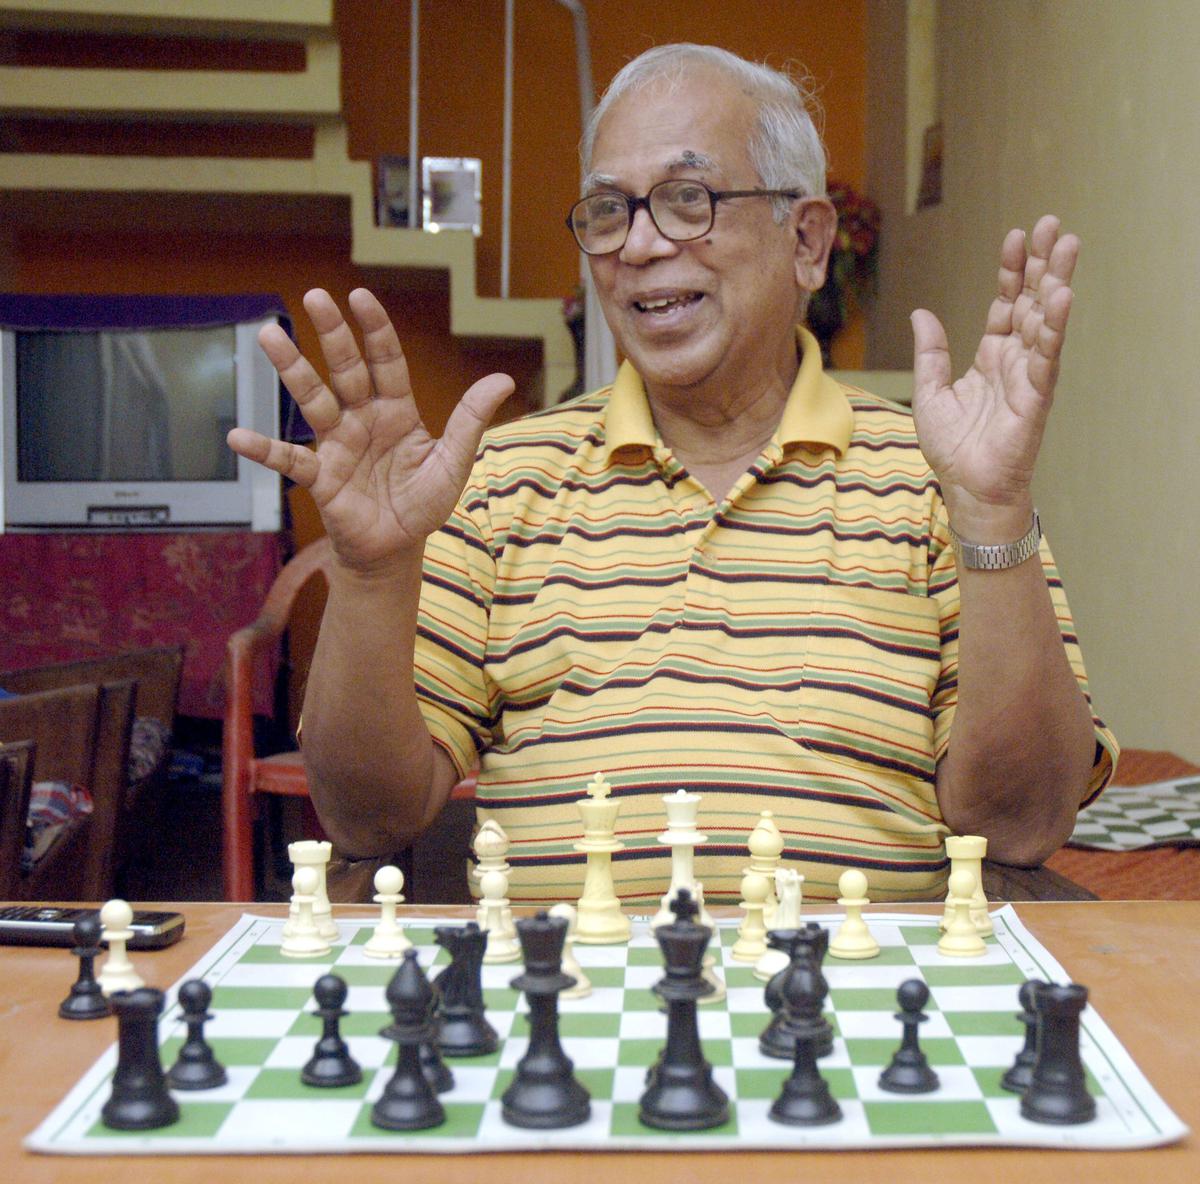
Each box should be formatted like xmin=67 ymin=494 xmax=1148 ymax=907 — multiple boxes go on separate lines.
xmin=565 ymin=178 xmax=803 ymax=255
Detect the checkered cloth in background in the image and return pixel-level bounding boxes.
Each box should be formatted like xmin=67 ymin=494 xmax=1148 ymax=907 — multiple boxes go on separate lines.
xmin=22 ymin=781 xmax=93 ymax=871
xmin=1069 ymin=777 xmax=1200 ymax=851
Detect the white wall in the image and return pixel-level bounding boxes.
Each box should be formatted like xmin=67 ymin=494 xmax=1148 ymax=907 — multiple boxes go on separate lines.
xmin=866 ymin=0 xmax=1200 ymax=762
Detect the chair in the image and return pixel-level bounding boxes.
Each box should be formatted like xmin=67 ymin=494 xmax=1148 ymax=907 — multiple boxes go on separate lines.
xmin=222 ymin=536 xmax=479 ymax=902
xmin=0 ymin=739 xmax=36 ymax=899
xmin=0 ymin=646 xmax=183 ymax=889
xmin=0 ymin=681 xmax=135 ymax=901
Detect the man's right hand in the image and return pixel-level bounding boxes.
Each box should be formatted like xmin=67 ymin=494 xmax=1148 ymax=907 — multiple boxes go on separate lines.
xmin=227 ymin=287 xmax=514 ymax=571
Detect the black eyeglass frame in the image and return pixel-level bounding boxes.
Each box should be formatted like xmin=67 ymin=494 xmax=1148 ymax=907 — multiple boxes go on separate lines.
xmin=565 ymin=179 xmax=805 ymax=255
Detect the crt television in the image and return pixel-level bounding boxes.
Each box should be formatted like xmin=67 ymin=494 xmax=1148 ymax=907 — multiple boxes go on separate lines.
xmin=0 ymin=294 xmax=294 ymax=533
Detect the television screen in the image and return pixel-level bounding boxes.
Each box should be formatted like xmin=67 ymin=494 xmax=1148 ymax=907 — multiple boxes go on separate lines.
xmin=0 ymin=295 xmax=287 ymax=532
xmin=15 ymin=326 xmax=239 ymax=484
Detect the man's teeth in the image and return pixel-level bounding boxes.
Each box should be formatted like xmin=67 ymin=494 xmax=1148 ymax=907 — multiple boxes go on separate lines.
xmin=636 ymin=294 xmax=698 ymax=312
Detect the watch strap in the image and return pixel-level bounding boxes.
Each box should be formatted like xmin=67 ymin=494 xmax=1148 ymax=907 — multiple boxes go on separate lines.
xmin=948 ymin=509 xmax=1041 ymax=571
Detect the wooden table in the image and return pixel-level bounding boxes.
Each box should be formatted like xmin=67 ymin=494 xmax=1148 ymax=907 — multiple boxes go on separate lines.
xmin=4 ymin=901 xmax=1196 ymax=1183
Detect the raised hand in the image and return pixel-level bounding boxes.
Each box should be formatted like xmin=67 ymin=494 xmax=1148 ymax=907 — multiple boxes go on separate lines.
xmin=910 ymin=215 xmax=1079 ymax=534
xmin=227 ymin=288 xmax=514 ymax=570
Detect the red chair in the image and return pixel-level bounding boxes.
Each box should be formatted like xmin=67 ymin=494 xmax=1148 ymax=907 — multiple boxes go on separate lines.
xmin=221 ymin=536 xmax=476 ymax=901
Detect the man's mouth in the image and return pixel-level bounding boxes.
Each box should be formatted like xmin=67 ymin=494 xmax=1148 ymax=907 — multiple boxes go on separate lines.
xmin=632 ymin=292 xmax=703 ymax=314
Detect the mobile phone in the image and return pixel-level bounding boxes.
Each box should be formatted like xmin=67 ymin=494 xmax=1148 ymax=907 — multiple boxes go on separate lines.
xmin=0 ymin=905 xmax=185 ymax=949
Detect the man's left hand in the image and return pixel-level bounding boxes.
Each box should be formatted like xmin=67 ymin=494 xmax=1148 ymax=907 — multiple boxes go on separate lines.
xmin=910 ymin=215 xmax=1079 ymax=537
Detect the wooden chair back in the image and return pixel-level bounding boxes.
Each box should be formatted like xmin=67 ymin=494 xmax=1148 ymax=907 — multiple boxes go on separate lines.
xmin=0 ymin=739 xmax=37 ymax=899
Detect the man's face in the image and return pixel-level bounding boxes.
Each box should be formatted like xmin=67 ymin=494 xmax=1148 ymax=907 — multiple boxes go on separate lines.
xmin=585 ymin=68 xmax=823 ymax=405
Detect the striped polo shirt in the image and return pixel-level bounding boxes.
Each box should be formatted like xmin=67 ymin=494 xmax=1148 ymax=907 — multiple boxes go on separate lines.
xmin=414 ymin=328 xmax=1117 ymax=905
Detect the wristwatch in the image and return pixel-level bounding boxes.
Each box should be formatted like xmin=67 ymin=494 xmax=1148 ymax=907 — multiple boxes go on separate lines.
xmin=948 ymin=509 xmax=1041 ymax=571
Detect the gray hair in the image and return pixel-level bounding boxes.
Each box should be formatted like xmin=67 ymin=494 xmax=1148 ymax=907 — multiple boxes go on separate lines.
xmin=580 ymin=44 xmax=827 ymax=221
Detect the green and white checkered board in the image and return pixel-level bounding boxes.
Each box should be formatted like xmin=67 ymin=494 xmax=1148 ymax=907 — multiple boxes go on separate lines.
xmin=26 ymin=907 xmax=1186 ymax=1155
xmin=1070 ymin=777 xmax=1200 ymax=851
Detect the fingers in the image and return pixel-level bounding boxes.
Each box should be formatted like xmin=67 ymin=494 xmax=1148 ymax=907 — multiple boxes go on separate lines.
xmin=226 ymin=427 xmax=321 ymax=487
xmin=1025 ymin=282 xmax=1073 ymax=398
xmin=910 ymin=308 xmax=952 ymax=406
xmin=257 ymin=321 xmax=343 ymax=436
xmin=438 ymin=373 xmax=517 ymax=473
xmin=346 ymin=288 xmax=413 ymax=402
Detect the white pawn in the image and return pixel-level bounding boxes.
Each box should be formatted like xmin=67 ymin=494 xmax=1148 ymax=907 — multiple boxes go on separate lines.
xmin=363 ymin=864 xmax=412 ymax=958
xmin=473 ymin=820 xmax=517 ymax=940
xmin=828 ymin=869 xmax=880 ymax=960
xmin=937 ymin=869 xmax=988 ymax=957
xmin=97 ymin=898 xmax=144 ymax=996
xmin=280 ymin=866 xmax=331 ymax=958
xmin=731 ymin=870 xmax=771 ymax=962
xmin=549 ymin=903 xmax=591 ymax=999
xmin=479 ymin=869 xmax=521 ymax=963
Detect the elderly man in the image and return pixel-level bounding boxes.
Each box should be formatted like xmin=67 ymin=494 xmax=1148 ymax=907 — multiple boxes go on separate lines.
xmin=229 ymin=44 xmax=1116 ymax=904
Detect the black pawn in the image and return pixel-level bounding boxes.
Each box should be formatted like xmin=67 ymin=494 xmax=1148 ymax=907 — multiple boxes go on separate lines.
xmin=878 ymin=979 xmax=939 ymax=1093
xmin=639 ymin=888 xmax=729 ymax=1131
xmin=1021 ymin=982 xmax=1096 ymax=1125
xmin=301 ymin=974 xmax=362 ymax=1088
xmin=768 ymin=930 xmax=841 ymax=1126
xmin=372 ymin=949 xmax=446 ymax=1130
xmin=434 ymin=922 xmax=499 ymax=1056
xmin=101 ymin=987 xmax=180 ymax=1131
xmin=166 ymin=979 xmax=227 ymax=1091
xmin=1001 ymin=978 xmax=1046 ymax=1094
xmin=59 ymin=915 xmax=111 ymax=1021
xmin=501 ymin=911 xmax=591 ymax=1129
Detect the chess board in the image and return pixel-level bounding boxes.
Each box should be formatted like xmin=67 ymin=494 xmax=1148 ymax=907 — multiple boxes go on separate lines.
xmin=1070 ymin=777 xmax=1200 ymax=851
xmin=26 ymin=907 xmax=1187 ymax=1155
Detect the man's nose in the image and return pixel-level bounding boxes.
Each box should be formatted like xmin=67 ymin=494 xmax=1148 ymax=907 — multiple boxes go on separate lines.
xmin=619 ymin=205 xmax=678 ymax=264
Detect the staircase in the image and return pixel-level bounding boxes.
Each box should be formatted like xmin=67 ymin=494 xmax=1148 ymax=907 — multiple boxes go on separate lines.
xmin=0 ymin=0 xmax=574 ymax=406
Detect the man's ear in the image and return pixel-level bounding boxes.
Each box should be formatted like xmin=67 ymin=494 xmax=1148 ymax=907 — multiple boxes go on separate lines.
xmin=792 ymin=197 xmax=838 ymax=293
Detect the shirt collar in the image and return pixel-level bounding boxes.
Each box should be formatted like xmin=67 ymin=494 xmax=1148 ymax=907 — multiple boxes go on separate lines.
xmin=603 ymin=325 xmax=853 ymax=460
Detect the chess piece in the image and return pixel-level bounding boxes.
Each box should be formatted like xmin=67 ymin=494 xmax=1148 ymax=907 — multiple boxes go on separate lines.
xmin=754 ymin=868 xmax=805 ymax=983
xmin=501 ymin=912 xmax=591 ymax=1128
xmin=731 ymin=870 xmax=771 ymax=962
xmin=767 ymin=927 xmax=841 ymax=1126
xmin=1021 ymin=982 xmax=1096 ymax=1125
xmin=302 ymin=974 xmax=363 ymax=1087
xmin=639 ymin=889 xmax=729 ymax=1130
xmin=472 ymin=819 xmax=516 ymax=940
xmin=362 ymin=864 xmax=412 ymax=958
xmin=937 ymin=869 xmax=987 ymax=957
xmin=433 ymin=922 xmax=499 ymax=1055
xmin=652 ymin=789 xmax=714 ymax=929
xmin=878 ymin=979 xmax=939 ymax=1093
xmin=549 ymin=903 xmax=592 ymax=999
xmin=100 ymin=987 xmax=180 ymax=1131
xmin=372 ymin=949 xmax=446 ymax=1130
xmin=285 ymin=839 xmax=339 ymax=942
xmin=746 ymin=810 xmax=785 ymax=926
xmin=59 ymin=914 xmax=112 ymax=1020
xmin=97 ymin=898 xmax=145 ymax=995
xmin=574 ymin=772 xmax=632 ymax=944
xmin=693 ymin=882 xmax=726 ymax=1005
xmin=760 ymin=924 xmax=834 ymax=1061
xmin=280 ymin=866 xmax=332 ymax=958
xmin=941 ymin=834 xmax=993 ymax=936
xmin=1002 ymin=978 xmax=1046 ymax=1094
xmin=828 ymin=869 xmax=880 ymax=959
xmin=479 ymin=868 xmax=522 ymax=963
xmin=167 ymin=979 xmax=227 ymax=1090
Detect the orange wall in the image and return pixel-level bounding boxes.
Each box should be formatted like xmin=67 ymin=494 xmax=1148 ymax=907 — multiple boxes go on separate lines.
xmin=6 ymin=1 xmax=866 ymax=500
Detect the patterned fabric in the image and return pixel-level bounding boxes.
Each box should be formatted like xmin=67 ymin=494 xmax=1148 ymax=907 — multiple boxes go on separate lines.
xmin=414 ymin=328 xmax=1117 ymax=906
xmin=1069 ymin=777 xmax=1200 ymax=851
xmin=22 ymin=780 xmax=92 ymax=870
xmin=0 ymin=531 xmax=283 ymax=718
xmin=127 ymin=715 xmax=172 ymax=788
